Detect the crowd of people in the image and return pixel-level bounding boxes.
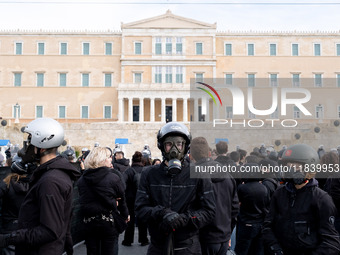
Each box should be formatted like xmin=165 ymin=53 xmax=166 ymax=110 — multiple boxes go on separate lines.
xmin=1 ymin=118 xmax=340 ymax=255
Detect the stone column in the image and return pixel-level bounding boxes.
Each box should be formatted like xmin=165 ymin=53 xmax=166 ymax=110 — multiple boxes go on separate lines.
xmin=139 ymin=98 xmax=144 ymax=122
xmin=172 ymin=98 xmax=177 ymax=122
xmin=118 ymin=97 xmax=124 ymax=122
xmin=128 ymin=98 xmax=133 ymax=122
xmin=150 ymin=98 xmax=155 ymax=122
xmin=161 ymin=98 xmax=166 ymax=123
xmin=183 ymin=98 xmax=188 ymax=122
xmin=194 ymin=98 xmax=198 ymax=122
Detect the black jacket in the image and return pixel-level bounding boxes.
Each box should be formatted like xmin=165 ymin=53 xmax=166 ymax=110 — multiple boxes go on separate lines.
xmin=113 ymin=158 xmax=130 ymax=173
xmin=123 ymin=163 xmax=144 ymax=202
xmin=237 ymin=179 xmax=270 ymax=224
xmin=135 ymin=161 xmax=216 ymax=247
xmin=77 ymin=166 xmax=128 ymax=219
xmin=0 ymin=174 xmax=30 ymax=232
xmin=198 ymin=158 xmax=239 ymax=244
xmin=13 ymin=156 xmax=80 ymax=255
xmin=262 ymin=179 xmax=340 ymax=255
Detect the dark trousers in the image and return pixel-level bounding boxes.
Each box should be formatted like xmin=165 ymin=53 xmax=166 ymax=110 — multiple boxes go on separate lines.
xmin=123 ymin=202 xmax=148 ymax=244
xmin=235 ymin=221 xmax=264 ymax=255
xmin=84 ymin=219 xmax=119 ymax=255
xmin=147 ymin=235 xmax=201 ymax=255
xmin=201 ymin=242 xmax=229 ymax=255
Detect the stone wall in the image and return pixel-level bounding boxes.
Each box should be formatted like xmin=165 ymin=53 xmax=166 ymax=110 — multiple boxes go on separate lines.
xmin=1 ymin=121 xmax=340 ymax=159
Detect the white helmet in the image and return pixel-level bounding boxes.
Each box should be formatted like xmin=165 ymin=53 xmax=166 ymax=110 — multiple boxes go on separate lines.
xmin=24 ymin=118 xmax=64 ymax=149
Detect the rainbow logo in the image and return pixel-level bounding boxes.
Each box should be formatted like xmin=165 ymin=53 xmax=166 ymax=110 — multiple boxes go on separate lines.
xmin=196 ymin=82 xmax=222 ymax=106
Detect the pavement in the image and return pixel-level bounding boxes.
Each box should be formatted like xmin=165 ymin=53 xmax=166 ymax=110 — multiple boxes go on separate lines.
xmin=73 ymin=228 xmax=149 ymax=255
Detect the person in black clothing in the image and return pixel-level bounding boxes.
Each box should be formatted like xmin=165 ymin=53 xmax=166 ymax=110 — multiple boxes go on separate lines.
xmin=235 ymin=163 xmax=270 ymax=255
xmin=135 ymin=122 xmax=216 ymax=255
xmin=259 ymin=159 xmax=279 ymax=199
xmin=77 ymin=147 xmax=128 ymax=255
xmin=122 ymin=151 xmax=149 ymax=247
xmin=191 ymin=137 xmax=239 ymax=255
xmin=262 ymin=144 xmax=340 ymax=255
xmin=113 ymin=150 xmax=130 ymax=173
xmin=0 ymin=118 xmax=80 ymax=255
xmin=0 ymin=157 xmax=35 ymax=255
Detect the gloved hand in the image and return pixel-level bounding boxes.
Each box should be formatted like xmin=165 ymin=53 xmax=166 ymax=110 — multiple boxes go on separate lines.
xmin=160 ymin=211 xmax=189 ymax=233
xmin=0 ymin=234 xmax=10 ymax=248
xmin=270 ymin=244 xmax=284 ymax=255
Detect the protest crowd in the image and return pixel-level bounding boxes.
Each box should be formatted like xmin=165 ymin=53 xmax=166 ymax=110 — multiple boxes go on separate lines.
xmin=1 ymin=118 xmax=340 ymax=255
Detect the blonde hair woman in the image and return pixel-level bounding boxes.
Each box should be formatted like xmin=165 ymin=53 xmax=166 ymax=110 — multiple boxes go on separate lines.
xmin=77 ymin=147 xmax=128 ymax=255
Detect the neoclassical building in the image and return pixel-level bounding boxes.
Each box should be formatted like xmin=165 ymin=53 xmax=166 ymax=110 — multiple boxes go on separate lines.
xmin=1 ymin=10 xmax=340 ymax=153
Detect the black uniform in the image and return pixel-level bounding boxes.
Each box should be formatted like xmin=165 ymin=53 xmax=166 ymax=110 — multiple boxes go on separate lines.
xmin=13 ymin=156 xmax=80 ymax=255
xmin=135 ymin=161 xmax=216 ymax=254
xmin=262 ymin=179 xmax=340 ymax=255
xmin=113 ymin=158 xmax=130 ymax=173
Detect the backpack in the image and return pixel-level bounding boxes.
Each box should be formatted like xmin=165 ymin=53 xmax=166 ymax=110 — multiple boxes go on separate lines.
xmin=131 ymin=167 xmax=141 ymax=191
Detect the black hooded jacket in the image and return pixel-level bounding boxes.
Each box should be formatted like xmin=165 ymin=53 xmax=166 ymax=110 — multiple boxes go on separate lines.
xmin=113 ymin=158 xmax=130 ymax=173
xmin=0 ymin=174 xmax=30 ymax=232
xmin=77 ymin=166 xmax=128 ymax=219
xmin=13 ymin=156 xmax=80 ymax=255
xmin=135 ymin=160 xmax=216 ymax=247
xmin=197 ymin=158 xmax=239 ymax=244
xmin=262 ymin=179 xmax=340 ymax=255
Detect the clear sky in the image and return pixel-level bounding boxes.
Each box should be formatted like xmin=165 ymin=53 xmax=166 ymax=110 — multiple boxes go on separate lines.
xmin=0 ymin=0 xmax=339 ymax=31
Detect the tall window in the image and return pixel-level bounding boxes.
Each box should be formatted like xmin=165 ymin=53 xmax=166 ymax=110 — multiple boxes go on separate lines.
xmin=337 ymin=44 xmax=340 ymax=56
xmin=195 ymin=73 xmax=203 ymax=82
xmin=248 ymin=74 xmax=255 ymax=87
xmin=337 ymin=74 xmax=340 ymax=88
xmin=196 ymin=42 xmax=203 ymax=55
xmin=104 ymin=106 xmax=112 ymax=119
xmin=83 ymin=42 xmax=90 ymax=55
xmin=225 ymin=74 xmax=233 ymax=85
xmin=59 ymin=73 xmax=67 ymax=87
xmin=155 ymin=37 xmax=162 ymax=55
xmin=314 ymin=74 xmax=322 ymax=87
xmin=292 ymin=74 xmax=300 ymax=87
xmin=36 ymin=73 xmax=44 ymax=87
xmin=314 ymin=43 xmax=321 ymax=56
xmin=155 ymin=66 xmax=162 ymax=83
xmin=176 ymin=66 xmax=183 ymax=83
xmin=225 ymin=43 xmax=232 ymax=56
xmin=166 ymin=66 xmax=172 ymax=83
xmin=81 ymin=106 xmax=89 ymax=119
xmin=270 ymin=44 xmax=276 ymax=56
xmin=338 ymin=106 xmax=340 ymax=118
xmin=36 ymin=106 xmax=43 ymax=118
xmin=270 ymin=74 xmax=278 ymax=87
xmin=315 ymin=105 xmax=323 ymax=119
xmin=247 ymin=44 xmax=254 ymax=56
xmin=166 ymin=37 xmax=172 ymax=54
xmin=248 ymin=110 xmax=256 ymax=119
xmin=105 ymin=42 xmax=112 ymax=55
xmin=15 ymin=42 xmax=22 ymax=55
xmin=135 ymin=42 xmax=142 ymax=55
xmin=14 ymin=73 xmax=22 ymax=87
xmin=226 ymin=106 xmax=233 ymax=118
xmin=292 ymin=44 xmax=299 ymax=56
xmin=38 ymin=42 xmax=45 ymax=55
xmin=294 ymin=106 xmax=301 ymax=119
xmin=134 ymin=73 xmax=142 ymax=83
xmin=60 ymin=43 xmax=67 ymax=55
xmin=82 ymin=73 xmax=89 ymax=87
xmin=59 ymin=106 xmax=66 ymax=119
xmin=176 ymin=37 xmax=183 ymax=54
xmin=104 ymin=73 xmax=112 ymax=87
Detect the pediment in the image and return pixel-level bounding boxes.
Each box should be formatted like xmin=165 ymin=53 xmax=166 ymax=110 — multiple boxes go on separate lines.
xmin=122 ymin=10 xmax=216 ymax=29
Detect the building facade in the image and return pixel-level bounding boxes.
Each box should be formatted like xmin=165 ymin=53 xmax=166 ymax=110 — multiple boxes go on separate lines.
xmin=1 ymin=10 xmax=340 ymax=155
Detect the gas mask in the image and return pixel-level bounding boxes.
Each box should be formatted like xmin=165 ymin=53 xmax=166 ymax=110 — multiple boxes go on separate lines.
xmin=285 ymin=164 xmax=307 ymax=185
xmin=163 ymin=136 xmax=186 ymax=176
xmin=17 ymin=137 xmax=40 ymax=164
